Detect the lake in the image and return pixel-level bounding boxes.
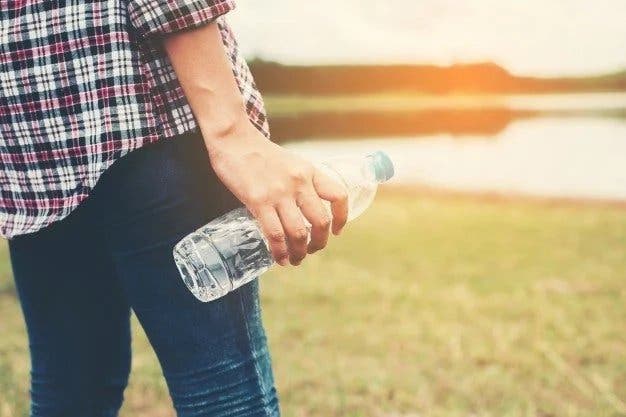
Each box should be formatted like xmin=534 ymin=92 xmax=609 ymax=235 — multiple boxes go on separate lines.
xmin=282 ymin=94 xmax=626 ymax=201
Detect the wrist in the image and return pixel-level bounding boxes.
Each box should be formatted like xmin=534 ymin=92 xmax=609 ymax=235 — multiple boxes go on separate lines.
xmin=199 ymin=113 xmax=259 ymax=157
xmin=197 ymin=108 xmax=249 ymax=144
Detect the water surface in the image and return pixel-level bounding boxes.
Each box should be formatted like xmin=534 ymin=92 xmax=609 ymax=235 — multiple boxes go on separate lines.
xmin=286 ymin=117 xmax=626 ymax=201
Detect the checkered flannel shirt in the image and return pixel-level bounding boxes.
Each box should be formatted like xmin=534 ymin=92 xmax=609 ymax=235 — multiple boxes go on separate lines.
xmin=0 ymin=0 xmax=268 ymax=238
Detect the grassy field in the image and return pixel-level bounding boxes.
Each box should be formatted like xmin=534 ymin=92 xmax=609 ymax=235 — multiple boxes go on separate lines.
xmin=1 ymin=191 xmax=625 ymax=417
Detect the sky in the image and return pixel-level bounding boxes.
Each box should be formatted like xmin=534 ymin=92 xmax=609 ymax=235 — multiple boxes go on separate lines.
xmin=228 ymin=0 xmax=626 ymax=77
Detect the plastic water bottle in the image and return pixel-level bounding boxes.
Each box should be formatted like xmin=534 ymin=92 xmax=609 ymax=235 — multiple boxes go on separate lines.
xmin=173 ymin=151 xmax=394 ymax=302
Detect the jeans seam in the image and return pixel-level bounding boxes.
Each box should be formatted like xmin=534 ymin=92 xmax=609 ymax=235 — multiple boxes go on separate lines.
xmin=236 ymin=287 xmax=274 ymax=416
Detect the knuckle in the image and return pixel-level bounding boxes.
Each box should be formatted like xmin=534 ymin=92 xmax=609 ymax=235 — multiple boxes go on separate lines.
xmin=267 ymin=229 xmax=285 ymax=243
xmin=290 ymin=228 xmax=309 ymax=243
xmin=269 ymin=182 xmax=288 ymax=196
xmin=314 ymin=215 xmax=331 ymax=230
xmin=248 ymin=191 xmax=269 ymax=205
xmin=289 ymin=166 xmax=311 ymax=184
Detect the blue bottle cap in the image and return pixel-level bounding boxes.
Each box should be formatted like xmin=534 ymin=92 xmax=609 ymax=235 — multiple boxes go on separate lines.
xmin=369 ymin=151 xmax=395 ymax=183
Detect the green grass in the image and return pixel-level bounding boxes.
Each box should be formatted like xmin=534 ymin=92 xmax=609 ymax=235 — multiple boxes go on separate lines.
xmin=1 ymin=192 xmax=625 ymax=417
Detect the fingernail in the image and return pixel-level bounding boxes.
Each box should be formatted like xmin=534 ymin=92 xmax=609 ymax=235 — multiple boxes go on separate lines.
xmin=277 ymin=257 xmax=288 ymax=266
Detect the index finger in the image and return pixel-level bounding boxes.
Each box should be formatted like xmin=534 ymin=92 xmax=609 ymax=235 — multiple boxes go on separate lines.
xmin=312 ymin=169 xmax=348 ymax=235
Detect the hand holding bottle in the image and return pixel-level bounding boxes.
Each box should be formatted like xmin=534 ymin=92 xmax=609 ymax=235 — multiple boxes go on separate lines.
xmin=174 ymin=149 xmax=394 ymax=302
xmin=206 ymin=121 xmax=349 ymax=266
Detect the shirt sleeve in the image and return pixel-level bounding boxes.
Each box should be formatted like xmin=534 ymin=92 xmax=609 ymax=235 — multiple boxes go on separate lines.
xmin=128 ymin=0 xmax=236 ymax=38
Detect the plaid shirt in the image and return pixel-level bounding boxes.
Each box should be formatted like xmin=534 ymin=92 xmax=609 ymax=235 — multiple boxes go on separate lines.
xmin=0 ymin=0 xmax=268 ymax=238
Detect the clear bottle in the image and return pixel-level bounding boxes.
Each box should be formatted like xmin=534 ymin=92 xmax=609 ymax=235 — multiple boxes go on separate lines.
xmin=173 ymin=151 xmax=394 ymax=302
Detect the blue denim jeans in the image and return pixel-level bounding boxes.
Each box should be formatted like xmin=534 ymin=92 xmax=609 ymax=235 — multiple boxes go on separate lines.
xmin=8 ymin=131 xmax=280 ymax=417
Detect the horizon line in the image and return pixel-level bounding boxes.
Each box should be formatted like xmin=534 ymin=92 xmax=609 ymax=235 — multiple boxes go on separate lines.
xmin=245 ymin=58 xmax=626 ymax=80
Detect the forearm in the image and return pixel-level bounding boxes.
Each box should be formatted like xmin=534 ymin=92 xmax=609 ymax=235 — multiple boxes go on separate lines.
xmin=159 ymin=14 xmax=348 ymax=264
xmin=163 ymin=22 xmax=249 ymax=148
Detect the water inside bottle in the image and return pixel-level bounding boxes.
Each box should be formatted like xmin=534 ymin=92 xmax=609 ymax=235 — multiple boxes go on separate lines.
xmin=199 ymin=207 xmax=274 ymax=286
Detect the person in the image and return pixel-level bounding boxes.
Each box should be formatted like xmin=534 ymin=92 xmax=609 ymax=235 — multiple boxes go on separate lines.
xmin=0 ymin=1 xmax=348 ymax=416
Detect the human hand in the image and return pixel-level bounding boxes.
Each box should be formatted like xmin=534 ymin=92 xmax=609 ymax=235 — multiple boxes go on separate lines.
xmin=205 ymin=121 xmax=348 ymax=266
